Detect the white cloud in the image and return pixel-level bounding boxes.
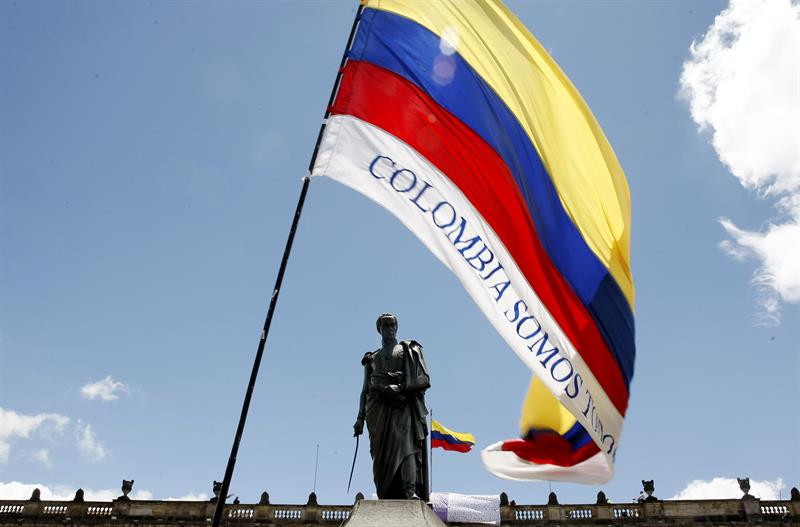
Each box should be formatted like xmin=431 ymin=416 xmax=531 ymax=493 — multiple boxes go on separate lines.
xmin=75 ymin=422 xmax=107 ymax=462
xmin=0 ymin=481 xmax=151 ymax=501
xmin=0 ymin=481 xmax=74 ymax=500
xmin=0 ymin=407 xmax=70 ymax=463
xmin=33 ymin=449 xmax=52 ymax=468
xmin=0 ymin=408 xmax=110 ymax=465
xmin=719 ymin=217 xmax=800 ymax=324
xmin=680 ymin=0 xmax=800 ymax=192
xmin=165 ymin=492 xmax=209 ymax=501
xmin=80 ymin=376 xmax=129 ymax=402
xmin=85 ymin=489 xmax=153 ymax=501
xmin=672 ymin=477 xmax=786 ymax=500
xmin=680 ymin=0 xmax=800 ymax=323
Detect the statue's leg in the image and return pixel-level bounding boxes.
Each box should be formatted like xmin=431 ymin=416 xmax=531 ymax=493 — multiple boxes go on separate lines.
xmin=400 ymin=454 xmax=419 ymax=499
xmin=419 ymin=441 xmax=429 ymax=501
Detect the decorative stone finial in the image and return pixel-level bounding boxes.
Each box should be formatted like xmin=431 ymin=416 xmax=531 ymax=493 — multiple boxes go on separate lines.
xmin=499 ymin=492 xmax=509 ymax=506
xmin=73 ymin=489 xmax=85 ymax=502
xmin=354 ymin=492 xmax=364 ymax=503
xmin=790 ymin=487 xmax=799 ymax=501
xmin=642 ymin=480 xmax=658 ymax=502
xmin=547 ymin=491 xmax=558 ymax=505
xmin=117 ymin=479 xmax=134 ymax=501
xmin=209 ymin=481 xmax=222 ymax=503
xmin=29 ymin=488 xmax=41 ymax=502
xmin=596 ymin=491 xmax=608 ymax=505
xmin=307 ymin=492 xmax=318 ymax=506
xmin=738 ymin=477 xmax=753 ymax=499
xmin=258 ymin=491 xmax=270 ymax=505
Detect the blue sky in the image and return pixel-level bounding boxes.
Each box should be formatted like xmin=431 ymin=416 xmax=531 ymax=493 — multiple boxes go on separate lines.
xmin=1 ymin=0 xmax=798 ymax=505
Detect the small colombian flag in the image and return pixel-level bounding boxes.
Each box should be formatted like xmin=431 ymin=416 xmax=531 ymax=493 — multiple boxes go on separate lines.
xmin=431 ymin=419 xmax=476 ymax=453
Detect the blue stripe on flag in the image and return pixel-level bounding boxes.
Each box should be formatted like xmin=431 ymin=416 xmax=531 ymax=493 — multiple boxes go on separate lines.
xmin=351 ymin=8 xmax=635 ymax=385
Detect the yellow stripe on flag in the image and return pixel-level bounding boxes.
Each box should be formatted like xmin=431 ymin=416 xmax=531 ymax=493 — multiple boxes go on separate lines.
xmin=363 ymin=0 xmax=634 ymax=308
xmin=520 ymin=376 xmax=576 ymax=436
xmin=432 ymin=419 xmax=476 ymax=444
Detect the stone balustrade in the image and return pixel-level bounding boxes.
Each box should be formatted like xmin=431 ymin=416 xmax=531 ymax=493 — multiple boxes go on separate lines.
xmin=503 ymin=498 xmax=798 ymax=524
xmin=0 ymin=495 xmax=797 ymax=526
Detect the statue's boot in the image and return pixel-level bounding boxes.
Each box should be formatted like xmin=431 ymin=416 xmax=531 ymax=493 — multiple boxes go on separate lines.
xmin=403 ymin=485 xmax=420 ymax=500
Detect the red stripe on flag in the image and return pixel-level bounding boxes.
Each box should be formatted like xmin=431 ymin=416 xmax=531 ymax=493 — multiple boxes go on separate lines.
xmin=432 ymin=438 xmax=473 ymax=453
xmin=331 ymin=60 xmax=629 ymax=414
xmin=501 ymin=437 xmax=600 ymax=467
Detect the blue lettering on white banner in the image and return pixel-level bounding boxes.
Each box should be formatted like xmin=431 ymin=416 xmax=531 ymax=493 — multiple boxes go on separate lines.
xmin=367 ymin=154 xmax=617 ymax=457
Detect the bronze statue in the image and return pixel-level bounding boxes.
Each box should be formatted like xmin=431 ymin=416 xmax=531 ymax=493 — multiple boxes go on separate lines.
xmin=354 ymin=313 xmax=430 ymax=500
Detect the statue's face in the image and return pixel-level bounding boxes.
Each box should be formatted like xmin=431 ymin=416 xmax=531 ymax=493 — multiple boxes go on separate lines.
xmin=379 ymin=317 xmax=397 ymax=340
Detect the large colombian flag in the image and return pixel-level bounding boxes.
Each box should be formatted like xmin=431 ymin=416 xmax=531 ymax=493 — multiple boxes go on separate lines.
xmin=312 ymin=0 xmax=634 ymax=483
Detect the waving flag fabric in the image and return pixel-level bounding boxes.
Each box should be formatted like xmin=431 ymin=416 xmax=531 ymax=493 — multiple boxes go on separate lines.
xmin=431 ymin=419 xmax=476 ymax=453
xmin=312 ymin=0 xmax=634 ymax=483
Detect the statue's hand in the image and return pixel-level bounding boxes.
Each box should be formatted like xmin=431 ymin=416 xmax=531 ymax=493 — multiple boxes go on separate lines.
xmin=353 ymin=419 xmax=364 ymax=437
xmin=386 ymin=384 xmax=401 ymax=394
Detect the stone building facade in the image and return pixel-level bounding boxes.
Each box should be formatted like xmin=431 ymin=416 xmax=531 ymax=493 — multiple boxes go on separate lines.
xmin=1 ymin=485 xmax=798 ymax=526
xmin=0 ymin=478 xmax=800 ymax=527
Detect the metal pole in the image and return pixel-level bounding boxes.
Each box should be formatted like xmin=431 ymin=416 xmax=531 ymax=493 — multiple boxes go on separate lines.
xmin=430 ymin=408 xmax=433 ymax=494
xmin=306 ymin=3 xmax=364 ymax=175
xmin=211 ymin=176 xmax=310 ymax=527
xmin=210 ymin=5 xmax=364 ymax=527
xmin=313 ymin=444 xmax=320 ymax=493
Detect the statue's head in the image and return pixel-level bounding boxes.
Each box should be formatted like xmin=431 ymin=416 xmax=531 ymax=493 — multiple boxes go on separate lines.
xmin=376 ymin=313 xmax=398 ymax=338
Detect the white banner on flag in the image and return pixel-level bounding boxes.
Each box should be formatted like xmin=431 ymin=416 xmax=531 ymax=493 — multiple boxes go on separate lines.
xmin=312 ymin=115 xmax=622 ymax=482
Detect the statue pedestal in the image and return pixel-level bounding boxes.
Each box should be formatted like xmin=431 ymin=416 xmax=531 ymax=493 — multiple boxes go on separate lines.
xmin=344 ymin=499 xmax=445 ymax=527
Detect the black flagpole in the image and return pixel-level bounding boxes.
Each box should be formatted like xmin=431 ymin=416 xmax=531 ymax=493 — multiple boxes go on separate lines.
xmin=211 ymin=5 xmax=364 ymax=527
xmin=430 ymin=408 xmax=433 ymax=494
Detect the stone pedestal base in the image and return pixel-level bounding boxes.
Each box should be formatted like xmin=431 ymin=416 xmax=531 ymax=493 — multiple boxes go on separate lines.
xmin=344 ymin=499 xmax=445 ymax=527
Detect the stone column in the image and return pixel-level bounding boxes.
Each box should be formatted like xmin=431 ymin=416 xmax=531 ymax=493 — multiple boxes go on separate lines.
xmin=740 ymin=497 xmax=761 ymax=521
